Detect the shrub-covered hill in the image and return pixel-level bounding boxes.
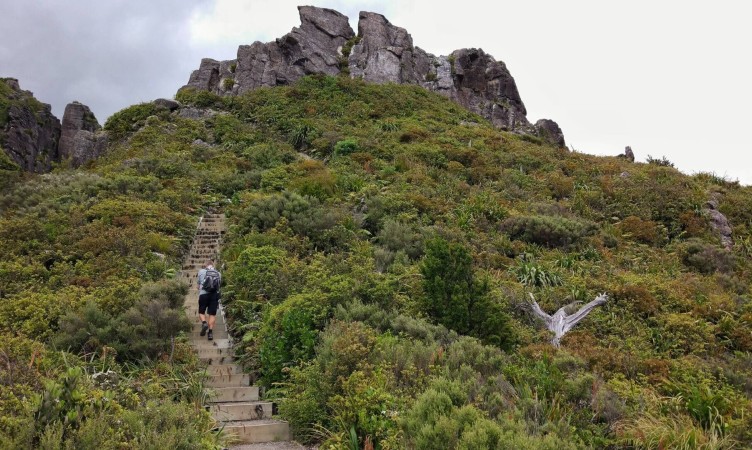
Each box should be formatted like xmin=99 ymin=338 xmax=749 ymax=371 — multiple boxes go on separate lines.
xmin=2 ymin=75 xmax=752 ymax=449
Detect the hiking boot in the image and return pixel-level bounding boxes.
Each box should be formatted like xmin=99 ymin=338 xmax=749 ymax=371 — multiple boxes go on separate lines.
xmin=207 ymin=329 xmax=213 ymax=341
xmin=200 ymin=322 xmax=208 ymax=336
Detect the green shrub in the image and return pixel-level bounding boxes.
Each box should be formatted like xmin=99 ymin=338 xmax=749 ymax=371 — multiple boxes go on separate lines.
xmin=334 ymin=138 xmax=359 ymax=156
xmin=174 ymin=86 xmax=225 ymax=108
xmin=500 ymin=215 xmax=597 ymax=248
xmin=421 ymin=238 xmax=514 ymax=348
xmin=103 ymin=103 xmax=163 ymax=139
xmin=288 ymin=122 xmax=317 ymax=149
xmin=259 ymin=302 xmax=319 ymax=385
xmin=55 ymin=280 xmax=191 ymax=362
xmin=226 ymin=245 xmax=291 ymax=305
xmin=376 ymin=220 xmax=423 ymax=259
xmin=681 ymin=239 xmax=735 ymax=274
xmin=512 ymin=255 xmax=562 ymax=288
xmin=619 ymin=215 xmax=666 ymax=246
xmin=647 ymin=154 xmax=675 ymax=167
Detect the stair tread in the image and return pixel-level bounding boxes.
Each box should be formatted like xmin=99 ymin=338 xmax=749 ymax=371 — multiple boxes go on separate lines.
xmin=227 ymin=442 xmax=303 ymax=450
xmin=221 ymin=419 xmax=289 ymax=426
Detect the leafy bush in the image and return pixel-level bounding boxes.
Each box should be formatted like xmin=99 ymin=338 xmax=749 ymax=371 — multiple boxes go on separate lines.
xmin=103 ymin=102 xmax=163 ymax=139
xmin=421 ymin=238 xmax=514 ymax=347
xmin=334 ymin=138 xmax=359 ymax=156
xmin=647 ymin=154 xmax=675 ymax=167
xmin=681 ymin=239 xmax=735 ymax=274
xmin=500 ymin=215 xmax=597 ymax=248
xmin=619 ymin=215 xmax=666 ymax=246
xmin=376 ymin=220 xmax=423 ymax=260
xmin=55 ymin=279 xmax=191 ymax=362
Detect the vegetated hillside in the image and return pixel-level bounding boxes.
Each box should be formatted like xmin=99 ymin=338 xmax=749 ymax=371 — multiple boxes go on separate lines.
xmin=2 ymin=75 xmax=751 ymax=449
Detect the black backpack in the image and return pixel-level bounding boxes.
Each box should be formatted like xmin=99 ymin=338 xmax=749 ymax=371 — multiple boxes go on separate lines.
xmin=202 ymin=269 xmax=221 ymax=293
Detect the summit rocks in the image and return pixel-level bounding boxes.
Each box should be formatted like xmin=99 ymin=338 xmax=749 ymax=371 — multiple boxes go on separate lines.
xmin=180 ymin=6 xmax=565 ymax=147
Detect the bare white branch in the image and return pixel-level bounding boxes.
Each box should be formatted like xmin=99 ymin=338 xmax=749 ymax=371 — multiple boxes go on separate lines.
xmin=527 ymin=292 xmax=608 ymax=347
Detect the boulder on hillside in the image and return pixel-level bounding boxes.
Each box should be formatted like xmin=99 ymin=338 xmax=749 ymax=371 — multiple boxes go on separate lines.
xmin=154 ymin=98 xmax=181 ymax=111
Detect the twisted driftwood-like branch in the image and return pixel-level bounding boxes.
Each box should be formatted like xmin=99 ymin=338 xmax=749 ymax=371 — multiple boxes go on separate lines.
xmin=528 ymin=293 xmax=608 ymax=347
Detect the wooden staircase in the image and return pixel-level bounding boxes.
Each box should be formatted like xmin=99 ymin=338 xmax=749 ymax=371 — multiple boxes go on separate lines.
xmin=182 ymin=214 xmax=293 ymax=446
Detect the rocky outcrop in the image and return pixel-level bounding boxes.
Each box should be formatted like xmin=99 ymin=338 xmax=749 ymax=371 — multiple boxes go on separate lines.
xmin=184 ymin=6 xmax=354 ymax=96
xmin=180 ymin=6 xmax=564 ymax=146
xmin=0 ymin=79 xmax=109 ymax=172
xmin=58 ymin=102 xmax=109 ymax=168
xmin=534 ymin=119 xmax=566 ymax=148
xmin=706 ymin=193 xmax=733 ymax=250
xmin=617 ymin=146 xmax=635 ymax=162
xmin=0 ymin=78 xmax=61 ymax=172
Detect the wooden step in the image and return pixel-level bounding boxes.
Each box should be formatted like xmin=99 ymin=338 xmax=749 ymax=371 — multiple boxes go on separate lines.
xmin=219 ymin=419 xmax=291 ymax=444
xmin=206 ymin=372 xmax=250 ymax=388
xmin=200 ymin=354 xmax=235 ymax=365
xmin=191 ymin=324 xmax=229 ymax=338
xmin=209 ymin=386 xmax=259 ymax=403
xmin=195 ymin=345 xmax=234 ymax=359
xmin=204 ymin=364 xmax=242 ymax=376
xmin=191 ymin=338 xmax=231 ymax=350
xmin=210 ymin=401 xmax=273 ymax=421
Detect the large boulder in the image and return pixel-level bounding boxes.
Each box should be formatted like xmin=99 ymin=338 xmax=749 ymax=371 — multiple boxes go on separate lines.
xmin=58 ymin=101 xmax=108 ymax=167
xmin=0 ymin=78 xmax=61 ymax=172
xmin=179 ymin=6 xmax=565 ymax=146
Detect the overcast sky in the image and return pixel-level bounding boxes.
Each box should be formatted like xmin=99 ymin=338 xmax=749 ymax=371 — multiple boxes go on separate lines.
xmin=2 ymin=0 xmax=750 ymax=183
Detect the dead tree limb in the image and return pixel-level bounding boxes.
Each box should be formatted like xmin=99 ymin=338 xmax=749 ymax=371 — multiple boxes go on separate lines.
xmin=528 ymin=293 xmax=608 ymax=347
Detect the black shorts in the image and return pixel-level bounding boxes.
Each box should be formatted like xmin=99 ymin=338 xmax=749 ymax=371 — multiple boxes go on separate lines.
xmin=198 ymin=292 xmax=219 ymax=315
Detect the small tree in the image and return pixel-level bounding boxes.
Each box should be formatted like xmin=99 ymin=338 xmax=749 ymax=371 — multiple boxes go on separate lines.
xmin=420 ymin=237 xmax=513 ymax=348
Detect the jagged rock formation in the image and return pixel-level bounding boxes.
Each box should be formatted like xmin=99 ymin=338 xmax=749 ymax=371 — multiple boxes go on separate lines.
xmin=180 ymin=6 xmax=565 ymax=146
xmin=58 ymin=102 xmax=108 ymax=167
xmin=0 ymin=78 xmax=108 ymax=172
xmin=617 ymin=145 xmax=635 ymax=162
xmin=0 ymin=78 xmax=61 ymax=172
xmin=706 ymin=193 xmax=733 ymax=250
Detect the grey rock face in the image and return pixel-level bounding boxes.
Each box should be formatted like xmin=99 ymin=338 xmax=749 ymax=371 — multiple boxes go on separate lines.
xmin=534 ymin=119 xmax=566 ymax=147
xmin=706 ymin=193 xmax=733 ymax=249
xmin=58 ymin=102 xmax=109 ymax=168
xmin=179 ymin=6 xmax=565 ymax=145
xmin=0 ymin=78 xmax=61 ymax=172
xmin=349 ymin=12 xmax=417 ymax=83
xmin=183 ymin=6 xmax=354 ymax=95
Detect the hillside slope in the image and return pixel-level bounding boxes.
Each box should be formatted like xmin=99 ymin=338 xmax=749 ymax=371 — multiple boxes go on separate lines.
xmin=2 ymin=75 xmax=751 ymax=449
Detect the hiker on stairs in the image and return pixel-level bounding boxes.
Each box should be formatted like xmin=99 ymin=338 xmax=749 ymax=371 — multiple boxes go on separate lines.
xmin=197 ymin=259 xmax=222 ymax=341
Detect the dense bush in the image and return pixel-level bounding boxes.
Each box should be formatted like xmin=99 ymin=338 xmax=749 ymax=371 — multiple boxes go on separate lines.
xmin=55 ymin=279 xmax=191 ymax=361
xmin=6 ymin=73 xmax=752 ymax=448
xmin=421 ymin=238 xmax=515 ymax=348
xmin=500 ymin=215 xmax=597 ymax=248
xmin=681 ymin=239 xmax=735 ymax=274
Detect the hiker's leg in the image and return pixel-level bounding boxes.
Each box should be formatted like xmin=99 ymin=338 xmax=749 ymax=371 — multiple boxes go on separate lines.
xmin=198 ymin=293 xmax=208 ymax=322
xmin=207 ymin=293 xmax=219 ymax=330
